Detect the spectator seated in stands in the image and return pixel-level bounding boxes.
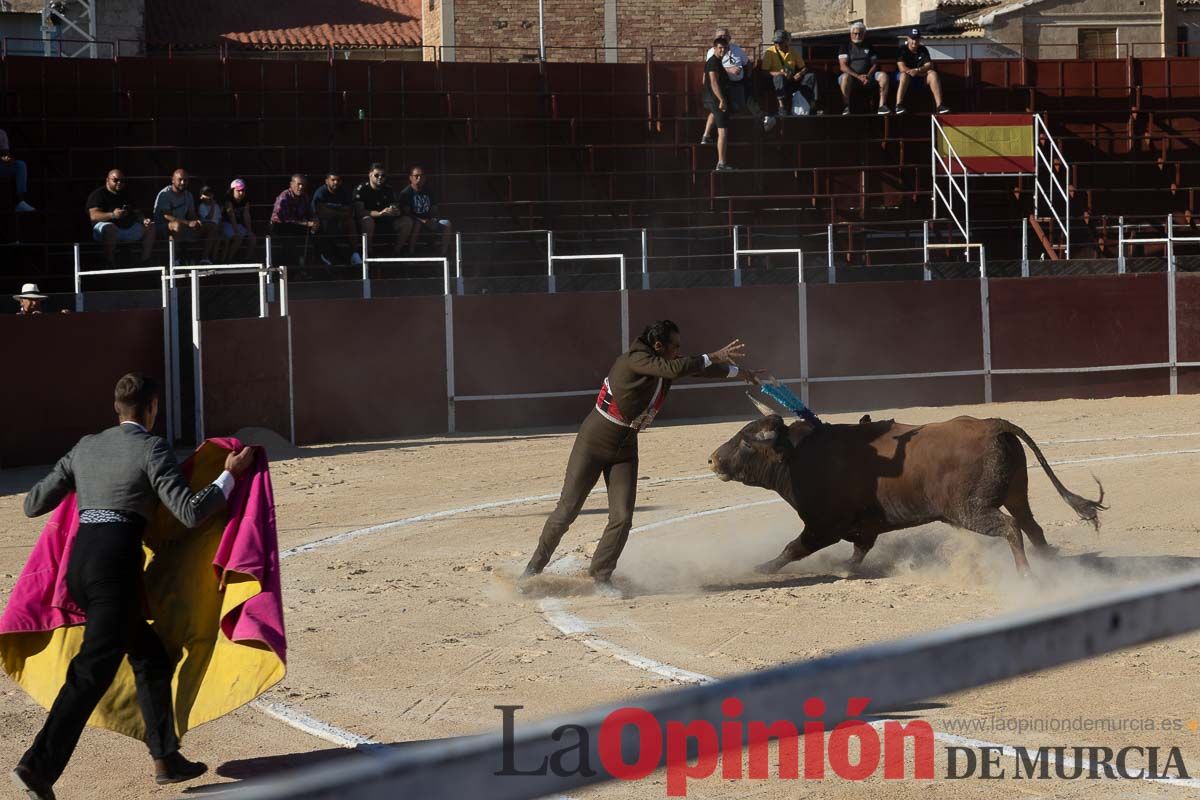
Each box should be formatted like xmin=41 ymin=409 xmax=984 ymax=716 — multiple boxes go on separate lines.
xmin=838 ymin=20 xmax=890 ymax=115
xmin=222 ymin=178 xmax=256 ymax=263
xmin=13 ymin=283 xmax=46 ymax=315
xmin=0 ymin=129 xmax=35 ymax=212
xmin=154 ymin=169 xmax=214 ymax=261
xmin=762 ymin=30 xmax=821 ymax=117
xmin=197 ymin=185 xmax=225 ymax=264
xmin=355 ymin=163 xmax=404 ymax=255
xmin=895 ymin=29 xmax=948 ymax=115
xmin=313 ymin=172 xmax=363 ymax=266
xmin=269 ymin=173 xmax=319 ymax=267
xmin=398 ymin=166 xmax=453 ymax=258
xmin=702 ymin=36 xmax=735 ymax=172
xmin=87 ymin=169 xmax=156 ymax=267
xmin=701 ymin=26 xmax=776 ymax=137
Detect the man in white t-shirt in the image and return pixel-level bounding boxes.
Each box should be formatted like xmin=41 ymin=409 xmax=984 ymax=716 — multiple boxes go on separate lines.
xmin=700 ymin=26 xmax=776 ymax=145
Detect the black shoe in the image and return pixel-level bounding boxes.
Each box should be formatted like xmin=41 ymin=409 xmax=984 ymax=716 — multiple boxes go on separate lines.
xmin=700 ymin=135 xmax=715 ymax=144
xmin=11 ymin=767 xmax=55 ymax=800
xmin=894 ymin=104 xmax=907 ymax=115
xmin=714 ymin=162 xmax=734 ymax=172
xmin=593 ymin=579 xmax=625 ymax=599
xmin=877 ymin=104 xmax=891 ymax=115
xmin=154 ymin=752 xmax=208 ymax=785
xmin=937 ymin=104 xmax=951 ymax=114
xmin=841 ymin=107 xmax=851 ymax=116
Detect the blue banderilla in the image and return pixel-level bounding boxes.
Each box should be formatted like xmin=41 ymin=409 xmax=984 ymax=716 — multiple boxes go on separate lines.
xmin=759 ymin=380 xmax=823 ymax=427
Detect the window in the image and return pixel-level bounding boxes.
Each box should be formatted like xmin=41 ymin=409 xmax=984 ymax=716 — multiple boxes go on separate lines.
xmin=1077 ymin=28 xmax=1117 ymax=60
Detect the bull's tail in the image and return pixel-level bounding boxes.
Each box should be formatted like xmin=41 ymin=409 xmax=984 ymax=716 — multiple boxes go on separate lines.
xmin=999 ymin=421 xmax=1107 ymax=530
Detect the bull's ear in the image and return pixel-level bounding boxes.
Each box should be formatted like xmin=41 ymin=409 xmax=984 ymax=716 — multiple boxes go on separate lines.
xmin=786 ymin=420 xmax=815 ymax=449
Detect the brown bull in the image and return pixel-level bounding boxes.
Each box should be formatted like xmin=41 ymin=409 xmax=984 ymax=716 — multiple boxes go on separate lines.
xmin=707 ymin=411 xmax=1106 ymax=577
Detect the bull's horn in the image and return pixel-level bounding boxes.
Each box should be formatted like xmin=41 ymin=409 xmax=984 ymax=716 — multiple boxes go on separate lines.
xmin=746 ymin=392 xmax=778 ymax=417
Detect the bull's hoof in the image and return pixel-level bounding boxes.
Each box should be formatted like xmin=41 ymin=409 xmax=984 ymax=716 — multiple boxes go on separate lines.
xmin=754 ymin=559 xmax=783 ymax=575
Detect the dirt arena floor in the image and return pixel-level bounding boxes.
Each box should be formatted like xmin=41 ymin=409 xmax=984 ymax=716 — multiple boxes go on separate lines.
xmin=4 ymin=394 xmax=1200 ymax=799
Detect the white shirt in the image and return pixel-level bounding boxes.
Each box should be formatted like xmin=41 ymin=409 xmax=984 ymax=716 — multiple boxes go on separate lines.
xmin=120 ymin=420 xmax=236 ymax=499
xmin=705 ymin=42 xmax=751 ymax=82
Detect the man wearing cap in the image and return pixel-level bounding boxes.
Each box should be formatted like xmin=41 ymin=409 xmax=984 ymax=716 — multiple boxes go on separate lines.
xmin=838 ymin=20 xmax=890 ymax=115
xmin=895 ymin=29 xmax=949 ymax=114
xmin=701 ymin=26 xmax=777 ymax=145
xmin=762 ymin=30 xmax=821 ymax=117
xmin=14 ymin=283 xmax=48 ymax=315
xmin=11 ymin=372 xmax=255 ymax=799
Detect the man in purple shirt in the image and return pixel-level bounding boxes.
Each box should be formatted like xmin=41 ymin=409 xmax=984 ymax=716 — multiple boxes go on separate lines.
xmin=269 ymin=174 xmax=319 ymax=266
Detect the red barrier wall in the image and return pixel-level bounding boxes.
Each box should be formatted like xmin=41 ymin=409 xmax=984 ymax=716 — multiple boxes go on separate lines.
xmin=628 ymin=286 xmax=801 ymax=420
xmin=201 ymin=317 xmax=290 ymax=439
xmin=1 ymin=310 xmax=166 ymax=467
xmin=806 ymin=280 xmax=985 ymax=412
xmin=452 ymin=292 xmax=621 ymax=431
xmin=290 ymin=297 xmax=448 ymax=444
xmin=989 ymin=274 xmax=1169 ymax=402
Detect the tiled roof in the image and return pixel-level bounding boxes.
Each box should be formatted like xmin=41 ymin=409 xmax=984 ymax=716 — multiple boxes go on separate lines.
xmin=145 ymin=0 xmax=422 ymax=50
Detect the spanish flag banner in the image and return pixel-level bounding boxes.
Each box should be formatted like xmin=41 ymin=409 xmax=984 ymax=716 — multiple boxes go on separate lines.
xmin=936 ymin=114 xmax=1035 ymax=174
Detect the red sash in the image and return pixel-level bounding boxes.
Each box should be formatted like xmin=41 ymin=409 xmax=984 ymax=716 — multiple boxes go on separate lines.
xmin=595 ymin=377 xmax=666 ymax=431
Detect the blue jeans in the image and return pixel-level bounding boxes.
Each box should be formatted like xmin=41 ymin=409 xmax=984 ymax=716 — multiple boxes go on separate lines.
xmin=0 ymin=158 xmax=29 ymax=196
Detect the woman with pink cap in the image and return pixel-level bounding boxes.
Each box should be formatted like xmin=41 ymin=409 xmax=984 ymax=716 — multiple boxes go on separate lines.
xmin=222 ymin=178 xmax=257 ymax=262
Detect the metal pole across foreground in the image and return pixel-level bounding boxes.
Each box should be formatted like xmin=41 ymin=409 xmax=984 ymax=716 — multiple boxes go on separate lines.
xmin=227 ymin=571 xmax=1200 ymax=800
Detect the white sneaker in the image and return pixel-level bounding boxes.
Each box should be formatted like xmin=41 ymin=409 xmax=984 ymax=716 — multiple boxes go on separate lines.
xmin=763 ymin=115 xmax=777 ymax=132
xmin=350 ymin=252 xmax=363 ymax=266
xmin=14 ymin=200 xmax=35 ymax=213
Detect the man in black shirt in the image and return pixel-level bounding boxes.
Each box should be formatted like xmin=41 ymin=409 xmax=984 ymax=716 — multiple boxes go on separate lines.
xmin=313 ymin=173 xmax=363 ymax=266
xmin=702 ymin=36 xmax=734 ymax=172
xmin=895 ymin=29 xmax=949 ymax=114
xmin=397 ymin=166 xmax=453 ymax=257
xmin=87 ymin=169 xmax=157 ymax=267
xmin=838 ymin=20 xmax=890 ymax=115
xmin=354 ymin=163 xmax=404 ymax=256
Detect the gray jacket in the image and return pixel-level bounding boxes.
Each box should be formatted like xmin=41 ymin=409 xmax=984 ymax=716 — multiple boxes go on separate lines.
xmin=24 ymin=423 xmax=227 ymax=528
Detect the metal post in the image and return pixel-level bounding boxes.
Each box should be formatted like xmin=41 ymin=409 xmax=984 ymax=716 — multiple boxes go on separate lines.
xmin=442 ymin=258 xmax=451 ymax=297
xmin=168 ymin=240 xmax=181 ymax=444
xmin=546 ymin=231 xmax=556 ymax=293
xmin=455 ymin=232 xmax=464 ymax=295
xmin=1021 ymin=217 xmax=1030 ymax=277
xmin=619 ymin=255 xmax=630 ymax=349
xmin=922 ymin=221 xmax=931 ymax=282
xmin=73 ymin=244 xmax=83 ymax=312
xmin=796 ymin=250 xmax=804 ymax=285
xmin=444 ymin=294 xmax=456 ymax=433
xmin=1117 ymin=216 xmax=1126 ymax=274
xmin=279 ymin=266 xmax=289 ymax=317
xmin=640 ymin=228 xmax=649 ymax=290
xmin=979 ymin=247 xmax=993 ymax=404
xmin=732 ymin=225 xmax=742 ymax=288
xmin=798 ymin=282 xmax=810 ymax=406
xmin=258 ymin=270 xmax=268 ymax=319
xmin=930 ymin=116 xmax=938 ymax=220
xmin=191 ymin=270 xmax=204 ymax=443
xmin=265 ymin=233 xmax=275 ymax=304
xmin=160 ymin=271 xmax=173 ymax=444
xmin=827 ymin=224 xmax=835 ymax=284
xmin=538 ymin=0 xmax=545 ymax=61
xmin=361 ymin=233 xmax=371 ymax=299
xmin=1168 ymin=215 xmax=1178 ymax=395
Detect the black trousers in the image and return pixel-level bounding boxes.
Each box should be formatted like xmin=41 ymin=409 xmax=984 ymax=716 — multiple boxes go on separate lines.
xmin=268 ymin=221 xmax=312 ymax=266
xmin=20 ymin=521 xmax=178 ymax=784
xmin=528 ymin=411 xmax=639 ymax=582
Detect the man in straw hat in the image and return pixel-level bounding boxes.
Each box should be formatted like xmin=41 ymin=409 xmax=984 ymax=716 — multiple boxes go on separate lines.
xmin=13 ymin=283 xmax=48 ymax=316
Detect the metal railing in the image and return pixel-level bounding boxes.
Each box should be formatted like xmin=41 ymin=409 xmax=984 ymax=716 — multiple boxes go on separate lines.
xmin=226 ymin=569 xmax=1200 ymax=799
xmin=930 ymin=115 xmax=970 ymax=244
xmin=1033 ymin=113 xmax=1072 ymax=259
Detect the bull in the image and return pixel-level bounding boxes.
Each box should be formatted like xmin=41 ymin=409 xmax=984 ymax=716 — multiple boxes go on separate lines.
xmin=707 ymin=403 xmax=1106 ymax=577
